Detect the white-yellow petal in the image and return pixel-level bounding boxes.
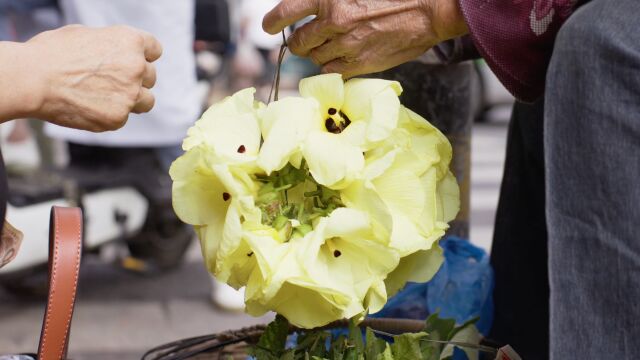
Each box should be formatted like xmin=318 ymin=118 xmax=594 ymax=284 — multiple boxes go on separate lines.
xmin=436 ymin=171 xmax=461 ymax=223
xmin=183 ymin=88 xmax=262 ymax=158
xmin=366 ymin=279 xmax=389 ymax=315
xmin=323 ymin=207 xmax=371 ymax=239
xmin=170 ymin=147 xmax=230 ymax=226
xmin=341 ymin=180 xmax=393 ymax=239
xmin=258 ymin=97 xmax=322 ymax=174
xmin=247 ymin=280 xmax=361 ymax=329
xmin=214 ymin=200 xmax=261 ymax=287
xmin=385 ymin=244 xmax=444 ymax=297
xmin=302 ymin=131 xmax=365 ymax=189
xmin=299 ymin=73 xmax=345 ymax=115
xmin=342 ymin=78 xmax=402 ymax=142
xmin=372 ymin=166 xmax=425 ymax=224
xmin=398 ymin=106 xmax=453 ymax=178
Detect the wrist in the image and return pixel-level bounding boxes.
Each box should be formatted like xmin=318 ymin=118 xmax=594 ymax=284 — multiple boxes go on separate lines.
xmin=421 ymin=0 xmax=469 ymax=42
xmin=0 ymin=41 xmax=46 ymax=121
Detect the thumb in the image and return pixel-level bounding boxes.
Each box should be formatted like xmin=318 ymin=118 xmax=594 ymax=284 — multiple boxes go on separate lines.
xmin=263 ymin=0 xmax=319 ymax=34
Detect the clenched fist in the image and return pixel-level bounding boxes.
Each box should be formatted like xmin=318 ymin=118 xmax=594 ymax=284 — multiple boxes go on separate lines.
xmin=263 ymin=0 xmax=468 ymax=78
xmin=0 ymin=25 xmax=162 ymax=132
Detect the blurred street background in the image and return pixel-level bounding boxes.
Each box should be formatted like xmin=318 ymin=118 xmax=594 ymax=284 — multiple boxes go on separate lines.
xmin=0 ymin=0 xmax=513 ymax=358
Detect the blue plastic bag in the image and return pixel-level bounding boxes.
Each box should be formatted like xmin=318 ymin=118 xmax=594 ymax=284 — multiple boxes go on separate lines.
xmin=372 ymin=236 xmax=494 ymax=335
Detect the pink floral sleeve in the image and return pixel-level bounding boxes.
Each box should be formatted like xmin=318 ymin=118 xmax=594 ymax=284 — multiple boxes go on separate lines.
xmin=459 ymin=0 xmax=579 ymax=101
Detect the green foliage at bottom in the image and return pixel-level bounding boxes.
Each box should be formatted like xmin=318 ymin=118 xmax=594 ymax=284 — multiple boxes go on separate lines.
xmin=249 ymin=313 xmax=480 ymax=360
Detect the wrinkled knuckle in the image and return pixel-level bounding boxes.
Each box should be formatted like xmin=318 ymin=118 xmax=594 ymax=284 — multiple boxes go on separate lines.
xmin=310 ymin=49 xmax=327 ymax=65
xmin=131 ymin=32 xmax=146 ymax=48
xmin=128 ymin=89 xmax=141 ymax=107
xmin=132 ymin=59 xmax=147 ymax=78
xmin=111 ymin=24 xmax=131 ymax=37
xmin=330 ymin=14 xmax=350 ymax=31
xmin=309 ymin=50 xmax=321 ymax=65
xmin=288 ymin=35 xmax=306 ymax=55
xmin=118 ymin=27 xmax=144 ymax=47
xmin=274 ymin=5 xmax=289 ymax=25
xmin=108 ymin=112 xmax=129 ymax=130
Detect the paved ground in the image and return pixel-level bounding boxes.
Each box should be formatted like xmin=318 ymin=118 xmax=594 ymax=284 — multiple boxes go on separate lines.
xmin=0 ymin=119 xmax=508 ymax=359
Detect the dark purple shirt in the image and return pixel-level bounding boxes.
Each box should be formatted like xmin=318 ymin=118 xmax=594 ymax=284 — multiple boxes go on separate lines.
xmin=459 ymin=0 xmax=579 ymax=102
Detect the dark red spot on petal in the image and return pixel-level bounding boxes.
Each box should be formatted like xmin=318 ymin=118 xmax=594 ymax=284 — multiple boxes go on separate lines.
xmin=325 ymin=118 xmax=341 ymax=134
xmin=223 ymin=192 xmax=231 ymax=201
xmin=333 ymin=250 xmax=342 ymax=258
xmin=237 ymin=145 xmax=246 ymax=153
xmin=328 ymin=108 xmax=337 ymax=115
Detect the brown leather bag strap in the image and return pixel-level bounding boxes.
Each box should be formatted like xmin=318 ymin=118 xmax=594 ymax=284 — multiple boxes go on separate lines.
xmin=37 ymin=206 xmax=83 ymax=360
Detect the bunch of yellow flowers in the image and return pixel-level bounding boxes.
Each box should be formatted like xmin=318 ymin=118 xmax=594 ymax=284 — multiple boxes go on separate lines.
xmin=170 ymin=74 xmax=459 ymax=329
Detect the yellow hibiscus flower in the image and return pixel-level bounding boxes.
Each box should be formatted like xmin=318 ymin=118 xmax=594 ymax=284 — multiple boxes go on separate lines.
xmin=258 ymin=74 xmax=403 ymax=189
xmin=170 ymin=79 xmax=460 ymax=329
xmin=242 ymin=208 xmax=400 ymax=329
xmin=171 ymin=89 xmax=265 ymax=285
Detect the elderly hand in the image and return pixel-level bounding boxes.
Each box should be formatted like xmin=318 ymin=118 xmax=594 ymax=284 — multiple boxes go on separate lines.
xmin=17 ymin=25 xmax=162 ymax=132
xmin=263 ymin=0 xmax=467 ymax=77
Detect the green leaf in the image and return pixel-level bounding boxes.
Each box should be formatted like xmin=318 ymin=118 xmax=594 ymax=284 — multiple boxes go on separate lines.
xmin=446 ymin=317 xmax=479 ymax=341
xmin=329 ymin=335 xmax=348 ymax=360
xmin=424 ymin=312 xmax=456 ymax=341
xmin=297 ymin=330 xmax=330 ymax=358
xmin=249 ymin=348 xmax=280 ymax=360
xmin=420 ymin=312 xmax=456 ymax=359
xmin=375 ymin=344 xmax=394 ymax=360
xmin=391 ymin=332 xmax=429 ymax=360
xmin=364 ymin=328 xmax=386 ymax=360
xmin=419 ymin=340 xmax=439 ymax=360
xmin=439 ymin=323 xmax=481 ymax=360
xmin=348 ymin=318 xmax=365 ymax=355
xmin=280 ymin=350 xmax=296 ymax=360
xmin=343 ymin=346 xmax=364 ymax=360
xmin=250 ymin=315 xmax=290 ymax=359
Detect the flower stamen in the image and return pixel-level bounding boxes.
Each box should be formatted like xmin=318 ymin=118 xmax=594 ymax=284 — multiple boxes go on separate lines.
xmin=222 ymin=192 xmax=231 ymax=201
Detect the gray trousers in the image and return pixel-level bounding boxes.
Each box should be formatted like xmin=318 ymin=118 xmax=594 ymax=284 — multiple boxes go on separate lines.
xmin=545 ymin=0 xmax=640 ymax=358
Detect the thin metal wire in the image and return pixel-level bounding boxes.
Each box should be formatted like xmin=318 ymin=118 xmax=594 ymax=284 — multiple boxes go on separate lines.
xmin=268 ymin=31 xmax=288 ymax=103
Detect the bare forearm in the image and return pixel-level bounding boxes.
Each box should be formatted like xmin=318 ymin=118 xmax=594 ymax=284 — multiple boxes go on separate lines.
xmin=0 ymin=25 xmax=162 ymax=131
xmin=0 ymin=41 xmax=43 ymax=122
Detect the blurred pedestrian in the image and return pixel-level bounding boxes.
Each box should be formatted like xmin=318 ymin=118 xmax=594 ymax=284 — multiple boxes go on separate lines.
xmin=40 ymin=0 xmax=201 ymax=271
xmin=233 ymin=0 xmax=289 ymax=93
xmin=47 ymin=0 xmax=200 ymax=170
